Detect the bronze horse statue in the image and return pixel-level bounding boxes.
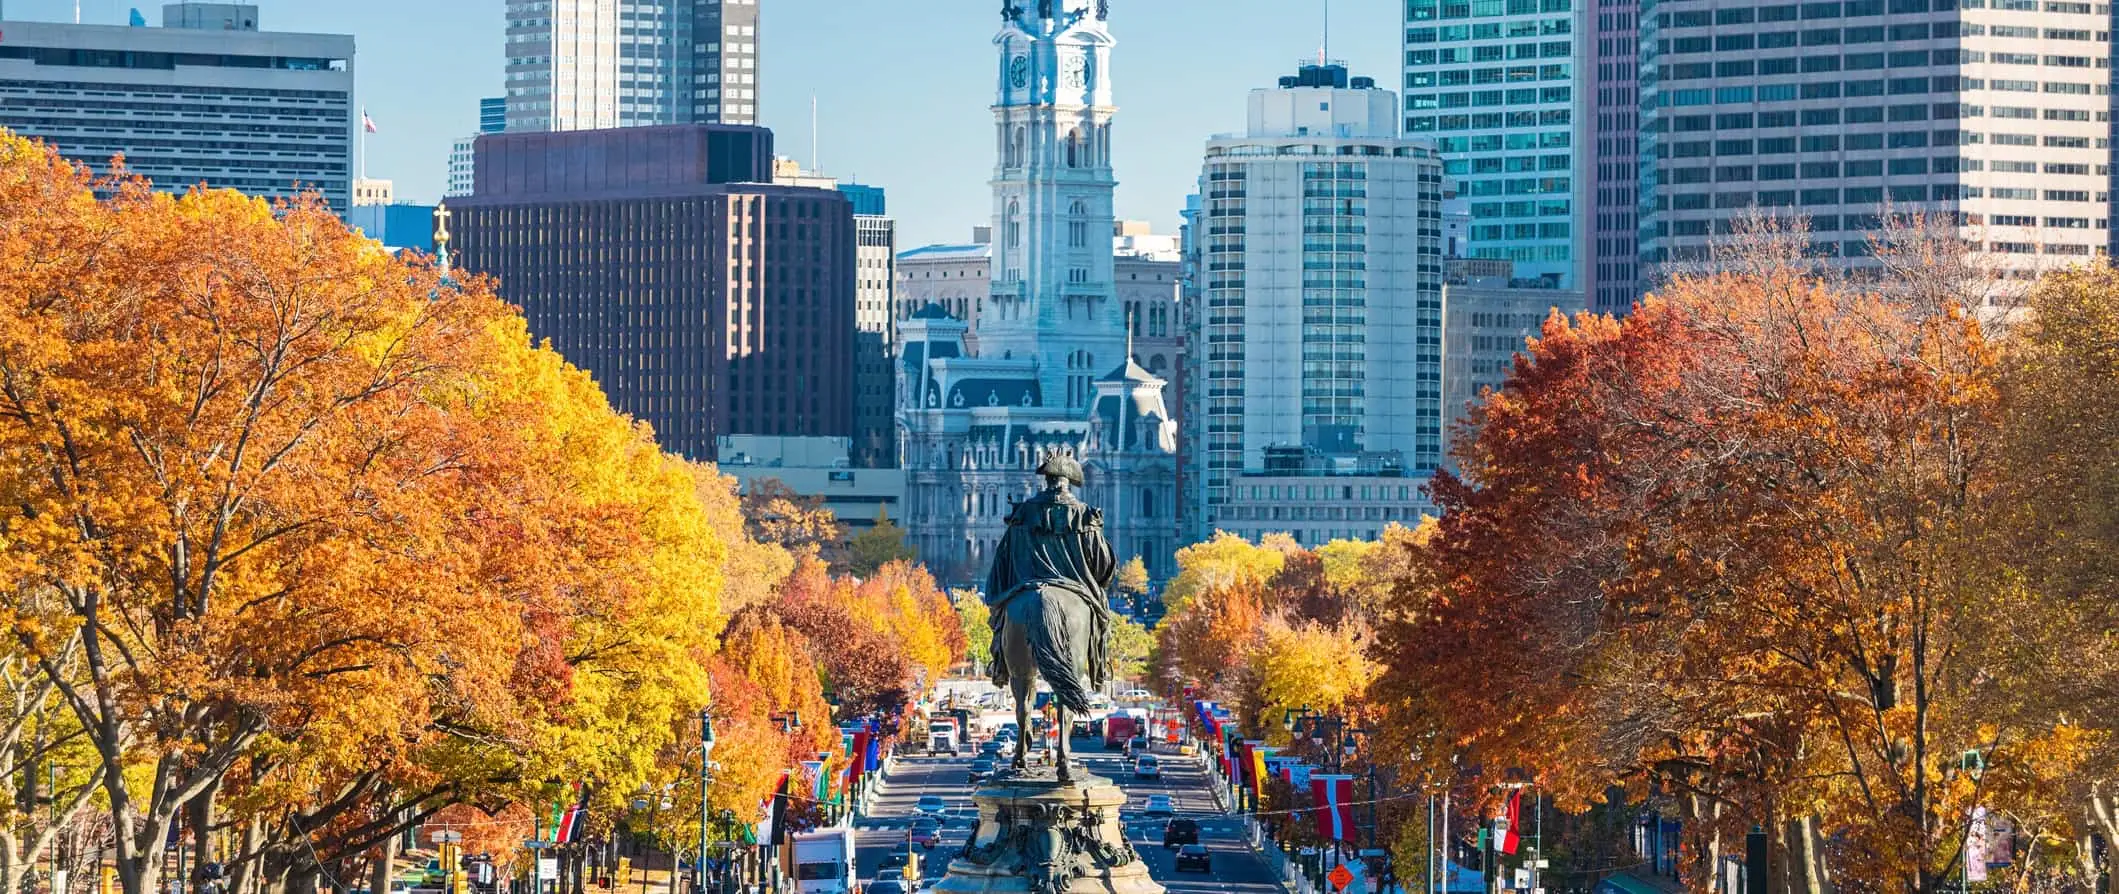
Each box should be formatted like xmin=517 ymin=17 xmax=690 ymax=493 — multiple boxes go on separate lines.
xmin=983 ymin=453 xmax=1114 ymax=784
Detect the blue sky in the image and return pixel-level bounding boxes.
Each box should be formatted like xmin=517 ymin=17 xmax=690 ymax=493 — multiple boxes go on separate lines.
xmin=10 ymin=0 xmax=1401 ymax=246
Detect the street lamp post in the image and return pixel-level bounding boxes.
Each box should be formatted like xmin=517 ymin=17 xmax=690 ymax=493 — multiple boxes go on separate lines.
xmin=699 ymin=710 xmax=716 ymax=894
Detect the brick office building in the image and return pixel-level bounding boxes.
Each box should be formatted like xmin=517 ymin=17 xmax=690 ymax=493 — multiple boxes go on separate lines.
xmin=450 ymin=124 xmax=855 ymax=461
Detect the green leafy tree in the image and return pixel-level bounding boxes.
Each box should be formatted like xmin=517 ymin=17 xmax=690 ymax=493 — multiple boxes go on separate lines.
xmin=844 ymin=507 xmax=917 ymax=578
xmin=952 ymin=591 xmax=992 ymax=675
xmin=1109 ymin=615 xmax=1155 ymax=684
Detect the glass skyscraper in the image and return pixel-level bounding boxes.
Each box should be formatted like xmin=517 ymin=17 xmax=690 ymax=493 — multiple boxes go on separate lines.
xmin=1404 ymin=0 xmax=1587 ymax=287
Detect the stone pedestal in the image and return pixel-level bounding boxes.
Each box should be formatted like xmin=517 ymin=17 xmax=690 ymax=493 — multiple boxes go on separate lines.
xmin=933 ymin=767 xmax=1164 ymax=894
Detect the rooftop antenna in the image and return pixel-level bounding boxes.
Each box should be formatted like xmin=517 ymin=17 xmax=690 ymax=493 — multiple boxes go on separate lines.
xmin=75 ymin=0 xmax=81 ymax=23
xmin=1321 ymin=0 xmax=1329 ymax=62
xmin=810 ymin=93 xmax=818 ymax=173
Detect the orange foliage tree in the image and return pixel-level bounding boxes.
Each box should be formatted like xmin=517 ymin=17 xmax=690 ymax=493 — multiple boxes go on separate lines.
xmin=1370 ymin=245 xmax=2109 ymax=892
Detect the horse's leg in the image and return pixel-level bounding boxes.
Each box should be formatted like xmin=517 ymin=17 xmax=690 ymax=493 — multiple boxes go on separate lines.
xmin=1011 ymin=658 xmax=1030 ymax=771
xmin=1054 ymin=703 xmax=1072 ymax=783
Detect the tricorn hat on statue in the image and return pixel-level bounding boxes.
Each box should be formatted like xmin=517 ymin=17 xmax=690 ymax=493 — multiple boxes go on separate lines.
xmin=1036 ymin=452 xmax=1085 ymax=487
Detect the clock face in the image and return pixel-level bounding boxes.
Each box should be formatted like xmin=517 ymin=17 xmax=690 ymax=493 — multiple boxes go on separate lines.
xmin=1009 ymin=55 xmax=1029 ymax=88
xmin=1062 ymin=54 xmax=1086 ymax=89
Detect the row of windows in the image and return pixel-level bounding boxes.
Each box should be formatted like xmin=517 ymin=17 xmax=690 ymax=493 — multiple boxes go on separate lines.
xmin=1665 ymin=156 xmax=2102 ymax=180
xmin=1654 ymin=184 xmax=2104 ymax=210
xmin=1659 ymin=129 xmax=2101 ymax=155
xmin=1412 ymin=86 xmax=1573 ymax=109
xmin=1668 ymin=105 xmax=2102 ymax=135
xmin=1660 ymin=50 xmax=2105 ymax=82
xmin=1408 ymin=0 xmax=1572 ymax=18
xmin=1444 ymin=153 xmax=1572 ymax=173
xmin=1659 ymin=0 xmax=2100 ymax=26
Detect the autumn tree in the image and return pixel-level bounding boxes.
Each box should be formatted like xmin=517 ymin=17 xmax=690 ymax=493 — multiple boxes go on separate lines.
xmin=1987 ymin=265 xmax=2119 ymax=884
xmin=1115 ymin=557 xmax=1150 ymax=599
xmin=1367 ymin=236 xmax=2108 ymax=893
xmin=742 ymin=478 xmax=843 ymax=560
xmin=844 ymin=508 xmax=917 ymax=578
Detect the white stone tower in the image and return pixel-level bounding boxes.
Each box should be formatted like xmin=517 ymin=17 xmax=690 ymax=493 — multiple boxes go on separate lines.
xmin=984 ymin=1 xmax=1124 ymax=411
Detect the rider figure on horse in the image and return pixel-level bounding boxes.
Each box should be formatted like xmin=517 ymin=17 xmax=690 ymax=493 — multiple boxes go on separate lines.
xmin=982 ymin=452 xmax=1115 ymax=780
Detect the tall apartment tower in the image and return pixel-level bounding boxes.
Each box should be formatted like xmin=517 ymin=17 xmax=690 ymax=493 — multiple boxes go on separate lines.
xmin=504 ymin=0 xmax=759 ymax=132
xmin=1404 ymin=0 xmax=1587 ymax=287
xmin=0 ymin=3 xmax=354 ymax=212
xmin=451 ymin=124 xmax=852 ymax=462
xmin=1637 ymin=0 xmax=2110 ymax=282
xmin=1184 ymin=63 xmax=1447 ymax=545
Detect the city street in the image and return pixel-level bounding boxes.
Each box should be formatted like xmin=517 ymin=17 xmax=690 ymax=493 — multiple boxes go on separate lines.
xmin=853 ymin=737 xmax=1283 ymax=894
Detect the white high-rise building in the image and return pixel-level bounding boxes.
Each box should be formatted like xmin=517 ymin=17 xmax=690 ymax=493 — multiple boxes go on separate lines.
xmin=897 ymin=1 xmax=1179 ymax=585
xmin=1183 ymin=63 xmax=1447 ymax=545
xmin=504 ymin=0 xmax=759 ymax=132
xmin=446 ymin=136 xmax=477 ymax=198
xmin=0 ymin=4 xmax=354 ymax=212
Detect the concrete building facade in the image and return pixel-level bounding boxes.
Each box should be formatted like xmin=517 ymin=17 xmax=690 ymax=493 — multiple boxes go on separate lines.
xmin=0 ymin=4 xmax=354 ymax=211
xmin=504 ymin=0 xmax=760 ymax=132
xmin=1185 ymin=62 xmax=1447 ymax=543
xmin=1636 ymin=0 xmax=2112 ymax=285
xmin=1440 ymin=258 xmax=1585 ymax=453
xmin=450 ymin=124 xmax=854 ymax=462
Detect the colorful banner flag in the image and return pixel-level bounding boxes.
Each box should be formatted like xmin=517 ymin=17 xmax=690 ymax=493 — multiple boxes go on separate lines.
xmin=1499 ymin=789 xmax=1523 ymax=855
xmin=848 ymin=731 xmax=872 ymax=786
xmin=1246 ymin=740 xmax=1269 ymax=797
xmin=1309 ymin=775 xmax=1357 ymax=842
xmin=801 ymin=760 xmax=827 ymax=802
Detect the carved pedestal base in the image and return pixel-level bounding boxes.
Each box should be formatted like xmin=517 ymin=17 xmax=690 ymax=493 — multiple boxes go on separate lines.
xmin=934 ymin=768 xmax=1164 ymax=894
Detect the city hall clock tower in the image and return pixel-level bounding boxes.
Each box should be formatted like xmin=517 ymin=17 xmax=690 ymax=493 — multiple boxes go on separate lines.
xmin=986 ymin=0 xmax=1122 ymax=411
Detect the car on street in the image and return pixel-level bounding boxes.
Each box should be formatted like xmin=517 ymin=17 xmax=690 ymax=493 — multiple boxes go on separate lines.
xmin=1141 ymin=795 xmax=1175 ymax=818
xmin=968 ymin=757 xmax=998 ymax=783
xmin=979 ymin=740 xmax=1004 ymax=756
xmin=1134 ymin=754 xmax=1161 ymax=779
xmin=915 ymin=795 xmax=949 ymax=816
xmin=909 ymin=818 xmax=943 ymax=848
xmin=1173 ymin=845 xmax=1212 ymax=873
xmin=1120 ymin=689 xmax=1154 ymax=701
xmin=420 ymin=861 xmax=447 ymax=886
xmin=867 ymin=879 xmax=911 ymax=894
xmin=878 ymin=842 xmax=916 ymax=874
xmin=1162 ymin=818 xmax=1199 ymax=849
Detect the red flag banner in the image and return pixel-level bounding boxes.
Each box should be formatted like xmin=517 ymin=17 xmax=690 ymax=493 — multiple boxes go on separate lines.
xmin=1500 ymin=789 xmax=1523 ymax=855
xmin=1309 ymin=775 xmax=1357 ymax=842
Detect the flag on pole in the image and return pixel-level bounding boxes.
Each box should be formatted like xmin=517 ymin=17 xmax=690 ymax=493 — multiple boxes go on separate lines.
xmin=1499 ymin=789 xmax=1523 ymax=855
xmin=1966 ymin=806 xmax=1989 ymax=882
xmin=555 ymin=805 xmax=584 ymax=844
xmin=362 ymin=109 xmax=379 ymax=133
xmin=1309 ymin=775 xmax=1357 ymax=842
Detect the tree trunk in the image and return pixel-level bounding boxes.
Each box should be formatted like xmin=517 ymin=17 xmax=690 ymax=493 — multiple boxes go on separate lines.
xmin=230 ymin=817 xmax=265 ymax=894
xmin=189 ymin=781 xmax=220 ymax=876
xmin=1780 ymin=817 xmax=1833 ymax=894
xmin=368 ymin=826 xmax=400 ymax=894
xmin=2 ymin=830 xmax=29 ymax=894
xmin=2086 ymin=784 xmax=2117 ymax=894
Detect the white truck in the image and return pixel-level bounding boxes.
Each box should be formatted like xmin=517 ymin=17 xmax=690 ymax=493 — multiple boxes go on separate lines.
xmin=790 ymin=826 xmax=856 ymax=894
xmin=926 ymin=720 xmax=960 ymax=755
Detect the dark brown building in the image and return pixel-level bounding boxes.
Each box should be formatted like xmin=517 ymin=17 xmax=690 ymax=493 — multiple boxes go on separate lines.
xmin=451 ymin=124 xmax=855 ymax=461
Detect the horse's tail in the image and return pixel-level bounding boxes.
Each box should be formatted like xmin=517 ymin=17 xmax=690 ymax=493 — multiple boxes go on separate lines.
xmin=1022 ymin=589 xmax=1092 ymax=715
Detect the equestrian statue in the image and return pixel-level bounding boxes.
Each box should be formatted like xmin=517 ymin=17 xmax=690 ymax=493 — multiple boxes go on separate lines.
xmin=983 ymin=453 xmax=1114 ymax=784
